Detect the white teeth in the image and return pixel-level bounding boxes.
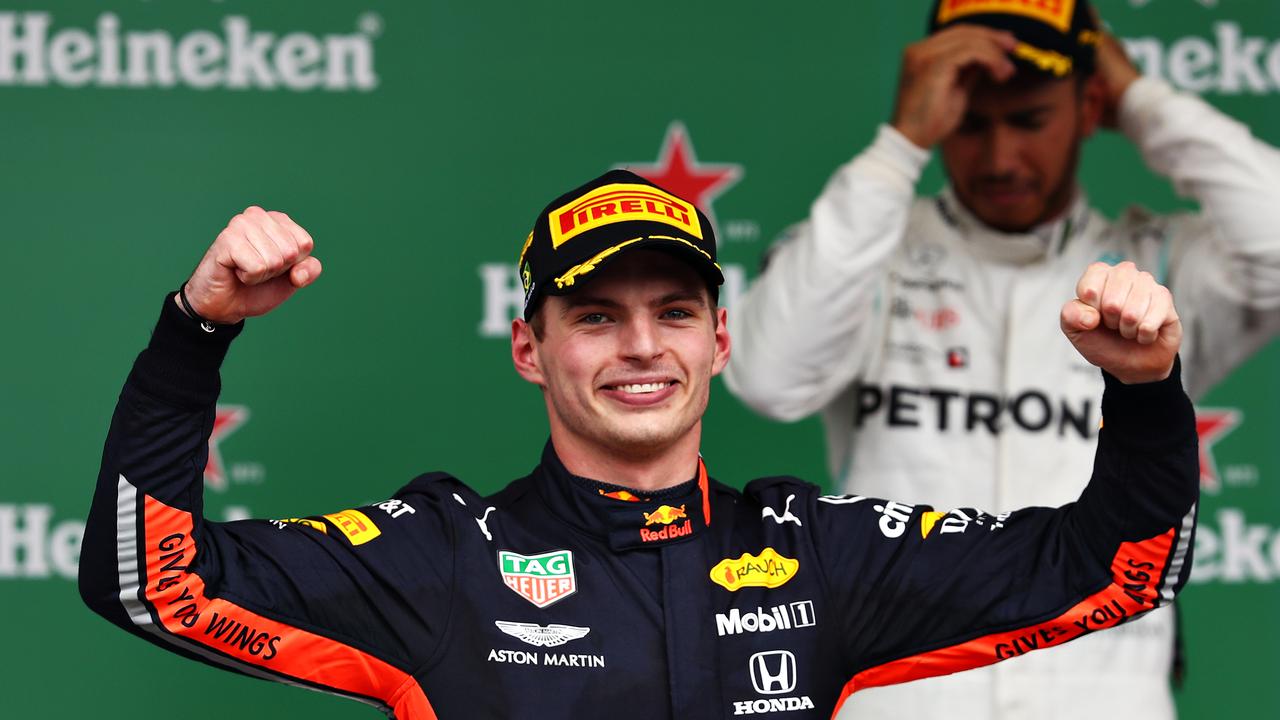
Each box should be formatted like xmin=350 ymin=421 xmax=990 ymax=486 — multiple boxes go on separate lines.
xmin=617 ymin=382 xmax=669 ymax=394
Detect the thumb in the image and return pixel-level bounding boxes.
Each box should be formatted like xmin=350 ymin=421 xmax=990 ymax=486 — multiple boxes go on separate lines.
xmin=1060 ymin=299 xmax=1100 ymax=334
xmin=290 ymin=256 xmax=322 ymax=288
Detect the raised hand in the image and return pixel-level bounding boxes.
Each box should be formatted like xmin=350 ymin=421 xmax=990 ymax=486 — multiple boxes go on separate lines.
xmin=891 ymin=25 xmax=1018 ymax=149
xmin=1061 ymin=261 xmax=1181 ymax=384
xmin=178 ymin=206 xmax=322 ymax=325
xmin=1091 ymin=12 xmax=1141 ymax=129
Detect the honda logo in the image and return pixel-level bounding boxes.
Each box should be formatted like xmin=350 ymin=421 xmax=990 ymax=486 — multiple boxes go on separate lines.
xmin=749 ymin=650 xmax=797 ymax=695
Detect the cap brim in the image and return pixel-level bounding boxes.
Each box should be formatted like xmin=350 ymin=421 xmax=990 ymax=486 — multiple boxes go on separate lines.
xmin=542 ymin=233 xmax=723 ymax=297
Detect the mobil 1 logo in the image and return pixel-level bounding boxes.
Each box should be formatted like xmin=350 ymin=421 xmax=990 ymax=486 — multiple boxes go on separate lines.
xmin=716 ymin=601 xmax=815 ymax=637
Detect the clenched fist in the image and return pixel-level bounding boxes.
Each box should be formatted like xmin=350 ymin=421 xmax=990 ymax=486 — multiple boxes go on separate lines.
xmin=177 ymin=206 xmax=322 ymax=325
xmin=1061 ymin=261 xmax=1181 ymax=384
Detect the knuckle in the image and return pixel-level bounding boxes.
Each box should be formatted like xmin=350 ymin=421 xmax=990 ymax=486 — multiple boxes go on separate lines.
xmin=242 ymin=259 xmax=266 ymax=277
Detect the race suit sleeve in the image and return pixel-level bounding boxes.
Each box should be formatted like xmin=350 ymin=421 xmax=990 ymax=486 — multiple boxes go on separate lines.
xmin=1120 ymin=76 xmax=1280 ymax=397
xmin=79 ymin=294 xmax=447 ymax=718
xmin=810 ymin=360 xmax=1198 ymax=702
xmin=722 ymin=125 xmax=929 ymax=421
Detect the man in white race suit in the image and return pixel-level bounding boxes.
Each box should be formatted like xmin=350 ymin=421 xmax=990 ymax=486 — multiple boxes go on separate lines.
xmin=724 ymin=1 xmax=1280 ymax=718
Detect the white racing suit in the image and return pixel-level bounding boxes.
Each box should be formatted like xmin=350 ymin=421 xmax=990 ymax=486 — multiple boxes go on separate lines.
xmin=724 ymin=76 xmax=1280 ymax=719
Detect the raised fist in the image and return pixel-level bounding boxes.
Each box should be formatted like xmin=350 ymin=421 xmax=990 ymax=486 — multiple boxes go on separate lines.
xmin=178 ymin=206 xmax=322 ymax=325
xmin=1060 ymin=261 xmax=1181 ymax=384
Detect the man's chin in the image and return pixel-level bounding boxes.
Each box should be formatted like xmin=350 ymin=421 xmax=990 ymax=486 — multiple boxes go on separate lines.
xmin=597 ymin=418 xmax=690 ymax=457
xmin=969 ymin=201 xmax=1044 ymax=234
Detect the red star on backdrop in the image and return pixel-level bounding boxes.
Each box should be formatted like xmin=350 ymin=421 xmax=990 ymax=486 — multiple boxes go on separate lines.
xmin=205 ymin=405 xmax=249 ymax=492
xmin=621 ymin=121 xmax=742 ymax=227
xmin=1195 ymin=407 xmax=1241 ymax=493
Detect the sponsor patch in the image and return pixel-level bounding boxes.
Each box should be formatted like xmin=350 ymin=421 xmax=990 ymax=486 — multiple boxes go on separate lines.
xmin=731 ymin=650 xmax=814 ymax=715
xmin=323 ymin=509 xmax=381 ymax=545
xmin=920 ymin=510 xmax=946 ymax=539
xmin=499 ymin=549 xmax=577 ymax=608
xmin=761 ymin=494 xmax=803 ymax=527
xmin=644 ymin=504 xmax=687 ymax=525
xmin=549 ymin=182 xmax=702 ymax=248
xmin=278 ymin=517 xmax=327 ymax=533
xmin=715 ymin=601 xmax=816 ymax=636
xmin=495 ymin=621 xmax=590 ymax=648
xmin=710 ymin=548 xmax=798 ymax=591
xmin=875 ymin=501 xmax=916 ymax=539
xmin=936 ymin=0 xmax=1074 ymax=33
xmin=640 ymin=519 xmax=692 ymax=543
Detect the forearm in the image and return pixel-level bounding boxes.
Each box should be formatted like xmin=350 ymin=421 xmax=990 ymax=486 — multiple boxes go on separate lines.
xmin=725 ymin=126 xmax=926 ymax=420
xmin=80 ymin=293 xmax=241 ymax=621
xmin=1122 ymin=76 xmax=1280 ymax=256
xmin=1076 ymin=358 xmax=1199 ymax=577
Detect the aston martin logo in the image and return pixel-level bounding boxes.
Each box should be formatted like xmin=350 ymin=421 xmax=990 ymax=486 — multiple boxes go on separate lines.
xmin=494 ymin=621 xmax=591 ymax=648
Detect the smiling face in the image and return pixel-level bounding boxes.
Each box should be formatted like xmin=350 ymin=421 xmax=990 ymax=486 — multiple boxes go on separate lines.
xmin=511 ymin=249 xmax=730 ymax=465
xmin=940 ymin=73 xmax=1102 ymax=232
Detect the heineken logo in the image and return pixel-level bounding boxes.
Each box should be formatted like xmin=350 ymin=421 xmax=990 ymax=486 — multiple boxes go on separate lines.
xmin=498 ymin=549 xmax=577 ymax=608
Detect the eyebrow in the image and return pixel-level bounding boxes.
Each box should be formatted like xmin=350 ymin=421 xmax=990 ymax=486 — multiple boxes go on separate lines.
xmin=966 ymin=103 xmax=1054 ymax=121
xmin=1007 ymin=104 xmax=1054 ymax=118
xmin=559 ymin=290 xmax=708 ymax=316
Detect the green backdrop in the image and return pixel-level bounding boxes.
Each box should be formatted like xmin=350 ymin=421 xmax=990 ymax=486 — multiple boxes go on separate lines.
xmin=3 ymin=0 xmax=1278 ymax=716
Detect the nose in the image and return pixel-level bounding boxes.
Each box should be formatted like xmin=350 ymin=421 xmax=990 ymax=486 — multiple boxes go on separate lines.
xmin=618 ymin=315 xmax=664 ymax=363
xmin=983 ymin=124 xmax=1021 ymax=177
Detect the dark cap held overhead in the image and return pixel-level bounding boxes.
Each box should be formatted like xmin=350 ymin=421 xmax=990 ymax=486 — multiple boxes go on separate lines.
xmin=516 ymin=169 xmax=724 ymax=321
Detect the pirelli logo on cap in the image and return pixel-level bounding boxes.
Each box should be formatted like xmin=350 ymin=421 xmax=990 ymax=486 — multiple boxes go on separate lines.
xmin=549 ymin=183 xmax=702 ymax=249
xmin=323 ymin=509 xmax=382 ymax=546
xmin=936 ymin=0 xmax=1074 ymax=34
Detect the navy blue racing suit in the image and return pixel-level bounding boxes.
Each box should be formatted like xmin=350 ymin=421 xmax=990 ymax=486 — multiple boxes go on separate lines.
xmin=80 ymin=294 xmax=1199 ymax=718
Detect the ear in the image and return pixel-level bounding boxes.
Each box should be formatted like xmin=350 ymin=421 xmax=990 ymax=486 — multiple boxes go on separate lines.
xmin=511 ymin=318 xmax=546 ymax=387
xmin=1078 ymin=74 xmax=1106 ymax=138
xmin=710 ymin=306 xmax=731 ymax=377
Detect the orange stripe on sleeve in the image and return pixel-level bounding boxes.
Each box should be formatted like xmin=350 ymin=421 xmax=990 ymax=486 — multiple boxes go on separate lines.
xmin=830 ymin=528 xmax=1176 ymax=719
xmin=141 ymin=494 xmax=438 ymax=719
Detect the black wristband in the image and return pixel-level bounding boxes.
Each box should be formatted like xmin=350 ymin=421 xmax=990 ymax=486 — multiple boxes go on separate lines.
xmin=179 ymin=282 xmax=220 ymax=333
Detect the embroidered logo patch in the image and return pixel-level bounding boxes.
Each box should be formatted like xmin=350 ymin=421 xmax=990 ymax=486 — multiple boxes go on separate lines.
xmin=498 ymin=549 xmax=577 ymax=608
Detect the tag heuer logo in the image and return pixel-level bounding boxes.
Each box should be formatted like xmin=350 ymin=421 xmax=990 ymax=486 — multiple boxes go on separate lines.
xmin=495 ymin=620 xmax=590 ymax=647
xmin=499 ymin=549 xmax=577 ymax=608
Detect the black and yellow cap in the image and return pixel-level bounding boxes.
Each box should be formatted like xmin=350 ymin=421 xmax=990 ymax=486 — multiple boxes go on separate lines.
xmin=517 ymin=169 xmax=724 ymax=320
xmin=928 ymin=0 xmax=1100 ymax=78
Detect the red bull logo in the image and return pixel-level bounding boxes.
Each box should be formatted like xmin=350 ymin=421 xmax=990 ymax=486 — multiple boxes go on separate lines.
xmin=640 ymin=519 xmax=692 ymax=544
xmin=643 ymin=504 xmax=687 ymax=526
